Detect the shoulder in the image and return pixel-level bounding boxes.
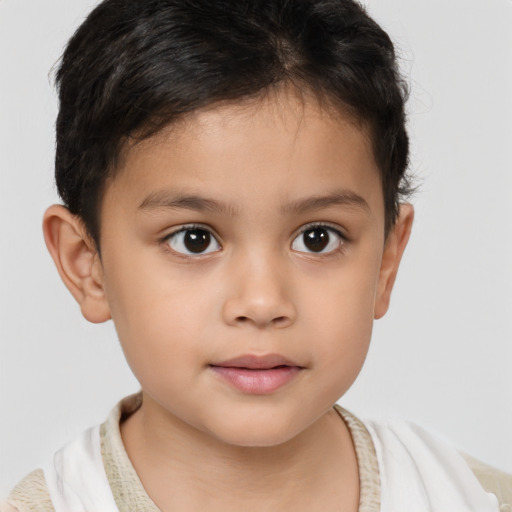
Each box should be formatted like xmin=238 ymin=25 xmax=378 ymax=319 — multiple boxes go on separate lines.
xmin=2 ymin=469 xmax=54 ymax=512
xmin=462 ymin=452 xmax=512 ymax=511
xmin=366 ymin=418 xmax=511 ymax=511
xmin=2 ymin=393 xmax=144 ymax=512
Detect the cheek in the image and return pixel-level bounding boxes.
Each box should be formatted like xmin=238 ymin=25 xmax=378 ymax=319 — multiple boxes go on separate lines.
xmin=303 ymin=289 xmax=374 ymax=408
xmin=103 ymin=254 xmax=219 ymax=380
xmin=307 ymin=292 xmax=374 ymax=367
xmin=300 ymin=253 xmax=381 ymax=372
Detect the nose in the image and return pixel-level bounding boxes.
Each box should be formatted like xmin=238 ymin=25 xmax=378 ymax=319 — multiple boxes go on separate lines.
xmin=221 ymin=252 xmax=297 ymax=329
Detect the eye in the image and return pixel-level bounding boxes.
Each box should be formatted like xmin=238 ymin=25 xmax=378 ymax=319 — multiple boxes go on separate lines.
xmin=166 ymin=226 xmax=221 ymax=255
xmin=291 ymin=224 xmax=345 ymax=254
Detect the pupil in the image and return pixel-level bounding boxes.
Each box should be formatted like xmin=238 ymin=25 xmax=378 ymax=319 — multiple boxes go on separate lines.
xmin=304 ymin=228 xmax=329 ymax=252
xmin=184 ymin=229 xmax=211 ymax=253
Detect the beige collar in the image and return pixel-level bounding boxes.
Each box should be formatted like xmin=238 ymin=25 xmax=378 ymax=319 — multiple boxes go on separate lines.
xmin=100 ymin=393 xmax=381 ymax=512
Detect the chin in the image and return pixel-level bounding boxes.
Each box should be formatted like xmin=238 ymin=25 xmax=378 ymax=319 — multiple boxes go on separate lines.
xmin=205 ymin=413 xmax=306 ymax=448
xmin=218 ymin=429 xmax=299 ymax=448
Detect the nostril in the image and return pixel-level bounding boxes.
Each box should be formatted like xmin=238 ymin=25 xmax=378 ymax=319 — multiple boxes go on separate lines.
xmin=234 ymin=315 xmax=290 ymax=328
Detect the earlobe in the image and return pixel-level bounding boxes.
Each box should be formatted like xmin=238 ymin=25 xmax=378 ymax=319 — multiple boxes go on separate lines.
xmin=374 ymin=203 xmax=414 ymax=319
xmin=42 ymin=205 xmax=111 ymax=323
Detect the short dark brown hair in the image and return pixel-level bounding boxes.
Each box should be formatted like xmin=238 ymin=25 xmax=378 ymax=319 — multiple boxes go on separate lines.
xmin=55 ymin=0 xmax=412 ymax=247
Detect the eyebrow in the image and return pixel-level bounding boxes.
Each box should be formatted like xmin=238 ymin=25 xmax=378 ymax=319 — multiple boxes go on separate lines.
xmin=281 ymin=190 xmax=370 ymax=215
xmin=138 ymin=189 xmax=370 ymax=216
xmin=138 ymin=191 xmax=239 ymax=216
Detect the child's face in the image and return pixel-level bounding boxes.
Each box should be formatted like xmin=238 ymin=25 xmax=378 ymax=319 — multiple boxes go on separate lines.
xmin=87 ymin=90 xmax=406 ymax=446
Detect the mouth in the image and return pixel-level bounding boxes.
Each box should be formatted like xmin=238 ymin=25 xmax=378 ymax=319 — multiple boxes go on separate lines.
xmin=209 ymin=354 xmax=304 ymax=394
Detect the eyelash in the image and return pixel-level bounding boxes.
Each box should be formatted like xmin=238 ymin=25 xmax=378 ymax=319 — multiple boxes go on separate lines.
xmin=161 ymin=222 xmax=348 ymax=257
xmin=161 ymin=223 xmax=221 ymax=258
xmin=291 ymin=222 xmax=348 ymax=255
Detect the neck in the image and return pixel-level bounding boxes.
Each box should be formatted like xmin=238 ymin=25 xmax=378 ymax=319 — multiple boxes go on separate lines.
xmin=121 ymin=393 xmax=359 ymax=512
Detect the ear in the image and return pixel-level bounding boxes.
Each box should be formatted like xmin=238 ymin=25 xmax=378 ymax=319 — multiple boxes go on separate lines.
xmin=374 ymin=203 xmax=414 ymax=319
xmin=42 ymin=205 xmax=111 ymax=323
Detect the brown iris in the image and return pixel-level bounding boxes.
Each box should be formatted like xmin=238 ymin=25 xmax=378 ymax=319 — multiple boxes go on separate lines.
xmin=303 ymin=227 xmax=330 ymax=252
xmin=184 ymin=229 xmax=212 ymax=253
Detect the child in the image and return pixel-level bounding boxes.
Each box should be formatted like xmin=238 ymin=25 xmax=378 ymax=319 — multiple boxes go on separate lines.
xmin=2 ymin=0 xmax=511 ymax=510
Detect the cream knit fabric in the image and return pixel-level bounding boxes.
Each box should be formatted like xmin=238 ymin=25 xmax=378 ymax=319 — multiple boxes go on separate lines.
xmin=3 ymin=394 xmax=511 ymax=511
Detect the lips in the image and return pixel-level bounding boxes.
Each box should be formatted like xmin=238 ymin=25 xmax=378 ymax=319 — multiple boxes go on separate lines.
xmin=212 ymin=354 xmax=301 ymax=370
xmin=209 ymin=354 xmax=304 ymax=394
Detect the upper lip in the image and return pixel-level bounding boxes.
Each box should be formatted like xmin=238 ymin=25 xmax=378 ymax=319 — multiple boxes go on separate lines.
xmin=210 ymin=354 xmax=303 ymax=370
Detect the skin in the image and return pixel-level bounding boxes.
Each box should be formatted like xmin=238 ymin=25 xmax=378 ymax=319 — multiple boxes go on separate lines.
xmin=43 ymin=89 xmax=413 ymax=511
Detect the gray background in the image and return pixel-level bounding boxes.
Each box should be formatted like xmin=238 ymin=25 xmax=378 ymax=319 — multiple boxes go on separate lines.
xmin=1 ymin=0 xmax=511 ymax=494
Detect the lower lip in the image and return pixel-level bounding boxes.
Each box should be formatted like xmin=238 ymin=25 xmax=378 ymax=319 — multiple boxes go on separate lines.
xmin=210 ymin=366 xmax=302 ymax=394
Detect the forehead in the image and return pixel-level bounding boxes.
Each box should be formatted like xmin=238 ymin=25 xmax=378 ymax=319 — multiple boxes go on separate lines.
xmin=106 ymin=90 xmax=384 ymax=223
